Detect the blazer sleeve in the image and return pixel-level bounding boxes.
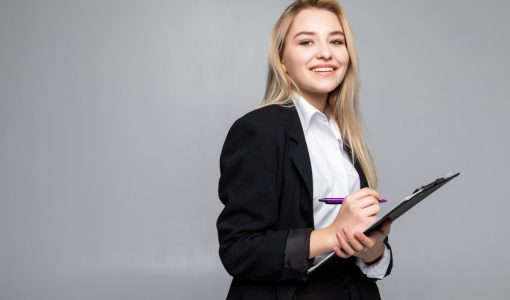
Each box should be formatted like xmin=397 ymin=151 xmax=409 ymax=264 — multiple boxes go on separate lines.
xmin=216 ymin=116 xmax=311 ymax=282
xmin=383 ymin=236 xmax=393 ymax=277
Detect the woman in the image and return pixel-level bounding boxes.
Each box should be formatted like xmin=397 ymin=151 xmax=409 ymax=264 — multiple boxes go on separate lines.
xmin=217 ymin=1 xmax=393 ymax=299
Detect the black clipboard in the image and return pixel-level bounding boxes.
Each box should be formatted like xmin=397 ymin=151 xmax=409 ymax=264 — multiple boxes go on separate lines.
xmin=306 ymin=172 xmax=460 ymax=275
xmin=363 ymin=171 xmax=460 ymax=235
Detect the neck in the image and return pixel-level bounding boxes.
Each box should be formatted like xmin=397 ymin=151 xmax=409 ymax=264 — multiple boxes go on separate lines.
xmin=298 ymin=90 xmax=328 ymax=113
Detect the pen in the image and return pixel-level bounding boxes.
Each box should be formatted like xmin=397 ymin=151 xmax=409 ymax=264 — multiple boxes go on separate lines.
xmin=319 ymin=198 xmax=387 ymax=204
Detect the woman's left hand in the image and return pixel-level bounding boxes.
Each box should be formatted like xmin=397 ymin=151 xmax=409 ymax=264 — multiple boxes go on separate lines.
xmin=333 ymin=219 xmax=392 ymax=264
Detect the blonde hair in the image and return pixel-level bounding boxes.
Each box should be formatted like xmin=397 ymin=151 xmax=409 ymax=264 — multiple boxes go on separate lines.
xmin=263 ymin=0 xmax=377 ymax=188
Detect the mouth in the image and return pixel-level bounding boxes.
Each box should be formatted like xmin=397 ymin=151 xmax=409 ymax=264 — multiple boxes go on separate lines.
xmin=310 ymin=67 xmax=337 ymax=73
xmin=309 ymin=66 xmax=338 ymax=76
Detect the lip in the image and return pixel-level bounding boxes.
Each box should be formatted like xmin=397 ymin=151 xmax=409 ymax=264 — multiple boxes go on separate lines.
xmin=309 ymin=64 xmax=338 ymax=70
xmin=309 ymin=64 xmax=338 ymax=76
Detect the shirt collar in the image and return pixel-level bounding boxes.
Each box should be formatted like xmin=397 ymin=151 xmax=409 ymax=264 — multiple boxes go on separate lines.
xmin=291 ymin=92 xmax=343 ymax=142
xmin=291 ymin=92 xmax=326 ymax=133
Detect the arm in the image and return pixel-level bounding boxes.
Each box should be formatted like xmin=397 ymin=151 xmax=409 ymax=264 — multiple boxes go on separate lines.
xmin=355 ymin=239 xmax=392 ymax=279
xmin=335 ymin=220 xmax=394 ymax=279
xmin=311 ymin=189 xmax=393 ymax=279
xmin=309 ymin=188 xmax=385 ymax=259
xmin=216 ymin=117 xmax=311 ymax=282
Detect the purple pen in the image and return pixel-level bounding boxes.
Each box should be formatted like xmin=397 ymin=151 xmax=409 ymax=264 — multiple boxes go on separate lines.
xmin=319 ymin=198 xmax=387 ymax=204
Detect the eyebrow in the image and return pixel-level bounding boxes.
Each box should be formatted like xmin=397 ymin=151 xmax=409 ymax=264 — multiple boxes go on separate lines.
xmin=293 ymin=30 xmax=345 ymax=39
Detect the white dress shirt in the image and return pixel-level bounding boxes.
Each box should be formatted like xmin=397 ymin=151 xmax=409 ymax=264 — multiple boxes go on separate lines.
xmin=292 ymin=92 xmax=391 ymax=279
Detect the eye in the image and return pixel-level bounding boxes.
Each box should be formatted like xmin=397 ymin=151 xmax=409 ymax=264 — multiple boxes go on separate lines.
xmin=331 ymin=39 xmax=345 ymax=45
xmin=299 ymin=40 xmax=313 ymax=46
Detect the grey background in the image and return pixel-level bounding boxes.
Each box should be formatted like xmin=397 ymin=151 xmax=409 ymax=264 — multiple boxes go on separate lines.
xmin=1 ymin=0 xmax=509 ymax=299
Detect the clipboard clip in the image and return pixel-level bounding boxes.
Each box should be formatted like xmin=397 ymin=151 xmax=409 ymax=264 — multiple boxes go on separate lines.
xmin=412 ymin=172 xmax=454 ymax=194
xmin=413 ymin=178 xmax=442 ymax=194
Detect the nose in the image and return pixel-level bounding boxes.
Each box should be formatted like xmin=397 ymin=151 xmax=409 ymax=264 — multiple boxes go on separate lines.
xmin=316 ymin=41 xmax=332 ymax=60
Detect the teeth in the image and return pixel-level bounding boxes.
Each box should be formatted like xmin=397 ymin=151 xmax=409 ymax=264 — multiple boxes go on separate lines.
xmin=311 ymin=67 xmax=334 ymax=72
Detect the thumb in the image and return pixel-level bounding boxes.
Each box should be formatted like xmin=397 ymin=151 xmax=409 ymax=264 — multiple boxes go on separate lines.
xmin=380 ymin=219 xmax=393 ymax=236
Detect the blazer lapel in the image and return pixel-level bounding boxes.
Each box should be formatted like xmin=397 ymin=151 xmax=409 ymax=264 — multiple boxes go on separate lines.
xmin=280 ymin=105 xmax=313 ymax=199
xmin=278 ymin=104 xmax=369 ymax=198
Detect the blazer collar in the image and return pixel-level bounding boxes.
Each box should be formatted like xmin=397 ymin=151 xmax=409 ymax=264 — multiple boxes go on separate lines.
xmin=279 ymin=105 xmax=314 ymax=199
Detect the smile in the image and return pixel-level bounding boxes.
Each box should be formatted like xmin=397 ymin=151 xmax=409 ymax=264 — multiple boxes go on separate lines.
xmin=310 ymin=67 xmax=336 ymax=72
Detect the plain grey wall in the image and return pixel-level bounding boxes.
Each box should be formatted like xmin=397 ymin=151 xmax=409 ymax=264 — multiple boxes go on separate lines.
xmin=1 ymin=0 xmax=509 ymax=299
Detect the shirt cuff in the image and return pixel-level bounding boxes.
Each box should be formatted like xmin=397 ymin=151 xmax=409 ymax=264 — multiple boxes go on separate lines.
xmin=356 ymin=245 xmax=391 ymax=279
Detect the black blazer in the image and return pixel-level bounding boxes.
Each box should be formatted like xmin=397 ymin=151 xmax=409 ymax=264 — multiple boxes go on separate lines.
xmin=217 ymin=104 xmax=392 ymax=300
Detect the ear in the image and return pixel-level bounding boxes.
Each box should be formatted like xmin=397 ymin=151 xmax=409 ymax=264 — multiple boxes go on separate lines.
xmin=281 ymin=58 xmax=286 ymax=72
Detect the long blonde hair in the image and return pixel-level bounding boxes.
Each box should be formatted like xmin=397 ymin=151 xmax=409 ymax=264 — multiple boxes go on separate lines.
xmin=263 ymin=0 xmax=377 ymax=188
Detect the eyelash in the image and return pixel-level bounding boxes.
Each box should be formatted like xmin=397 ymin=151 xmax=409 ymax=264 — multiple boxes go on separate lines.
xmin=299 ymin=40 xmax=345 ymax=46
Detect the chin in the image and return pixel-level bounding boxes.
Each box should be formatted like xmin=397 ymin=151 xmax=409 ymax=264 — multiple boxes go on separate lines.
xmin=311 ymin=84 xmax=341 ymax=94
xmin=308 ymin=80 xmax=342 ymax=92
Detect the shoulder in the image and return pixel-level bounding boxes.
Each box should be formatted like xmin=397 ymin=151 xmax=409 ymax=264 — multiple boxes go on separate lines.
xmin=221 ymin=105 xmax=291 ymax=161
xmin=230 ymin=104 xmax=290 ymax=138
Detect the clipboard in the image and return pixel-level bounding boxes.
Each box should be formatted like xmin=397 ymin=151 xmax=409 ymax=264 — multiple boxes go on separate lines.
xmin=363 ymin=171 xmax=460 ymax=235
xmin=306 ymin=171 xmax=460 ymax=275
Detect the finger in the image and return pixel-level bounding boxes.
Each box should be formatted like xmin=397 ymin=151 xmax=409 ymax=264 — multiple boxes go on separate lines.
xmin=361 ymin=202 xmax=380 ymax=217
xmin=352 ymin=195 xmax=380 ymax=208
xmin=334 ymin=231 xmax=351 ymax=258
xmin=354 ymin=231 xmax=376 ymax=249
xmin=348 ymin=188 xmax=382 ymax=202
xmin=336 ymin=231 xmax=355 ymax=256
xmin=379 ymin=219 xmax=393 ymax=236
xmin=342 ymin=228 xmax=365 ymax=252
xmin=333 ymin=246 xmax=350 ymax=258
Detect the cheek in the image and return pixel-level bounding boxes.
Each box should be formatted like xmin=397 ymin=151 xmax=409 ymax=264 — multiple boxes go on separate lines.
xmin=294 ymin=51 xmax=313 ymax=65
xmin=284 ymin=48 xmax=313 ymax=72
xmin=337 ymin=49 xmax=350 ymax=64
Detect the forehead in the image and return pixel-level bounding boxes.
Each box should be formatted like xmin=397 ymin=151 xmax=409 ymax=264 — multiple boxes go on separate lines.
xmin=288 ymin=8 xmax=343 ymax=35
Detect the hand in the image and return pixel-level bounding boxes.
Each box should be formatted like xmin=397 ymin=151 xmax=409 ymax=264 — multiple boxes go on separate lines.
xmin=333 ymin=219 xmax=392 ymax=263
xmin=309 ymin=188 xmax=385 ymax=259
xmin=328 ymin=188 xmax=382 ymax=235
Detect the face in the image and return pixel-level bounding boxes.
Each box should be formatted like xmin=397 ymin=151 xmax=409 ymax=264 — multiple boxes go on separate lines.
xmin=282 ymin=8 xmax=350 ymax=104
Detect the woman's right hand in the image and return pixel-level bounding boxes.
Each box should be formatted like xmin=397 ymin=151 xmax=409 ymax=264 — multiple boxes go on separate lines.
xmin=328 ymin=188 xmax=382 ymax=235
xmin=309 ymin=188 xmax=383 ymax=259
